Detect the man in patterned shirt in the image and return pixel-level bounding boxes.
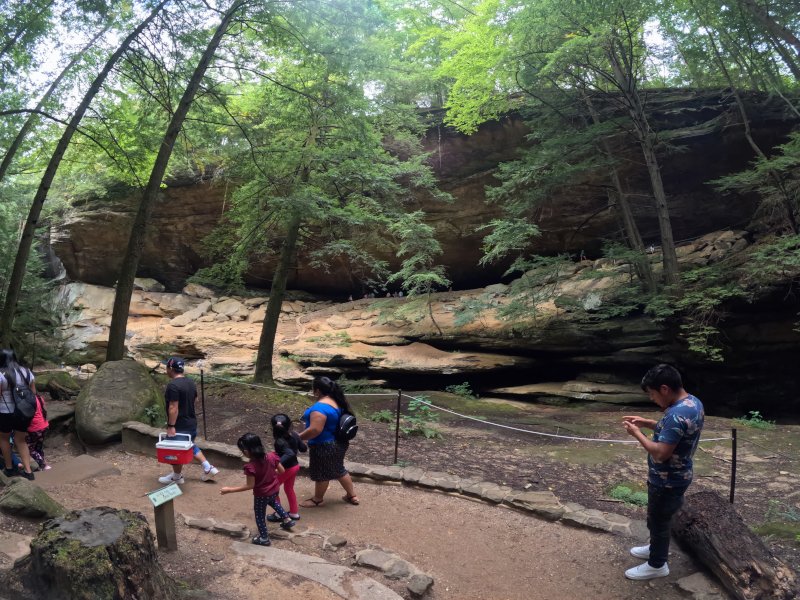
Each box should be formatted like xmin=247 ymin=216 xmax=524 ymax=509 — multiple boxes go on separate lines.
xmin=622 ymin=363 xmax=705 ymax=580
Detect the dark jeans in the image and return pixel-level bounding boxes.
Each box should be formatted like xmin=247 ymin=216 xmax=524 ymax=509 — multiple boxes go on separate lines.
xmin=647 ymin=483 xmax=687 ymax=568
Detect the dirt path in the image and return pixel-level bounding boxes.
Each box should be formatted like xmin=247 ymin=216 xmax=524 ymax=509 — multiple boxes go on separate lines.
xmin=192 ymin=381 xmax=800 ymax=575
xmin=5 ymin=444 xmax=712 ymax=600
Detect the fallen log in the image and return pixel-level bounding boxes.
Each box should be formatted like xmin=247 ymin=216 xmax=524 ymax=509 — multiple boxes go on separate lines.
xmin=672 ymin=491 xmax=797 ymax=600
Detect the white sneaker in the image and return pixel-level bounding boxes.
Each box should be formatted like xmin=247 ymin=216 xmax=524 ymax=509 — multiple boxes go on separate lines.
xmin=201 ymin=466 xmax=219 ymax=481
xmin=625 ymin=562 xmax=669 ymax=580
xmin=158 ymin=473 xmax=185 ymax=485
xmin=630 ymin=544 xmax=650 ymax=559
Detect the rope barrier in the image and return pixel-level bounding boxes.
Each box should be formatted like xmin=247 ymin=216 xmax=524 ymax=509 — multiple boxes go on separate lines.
xmin=402 ymin=393 xmax=732 ymax=445
xmin=198 ymin=374 xmax=732 ymax=445
xmin=203 ymin=374 xmax=308 ymax=395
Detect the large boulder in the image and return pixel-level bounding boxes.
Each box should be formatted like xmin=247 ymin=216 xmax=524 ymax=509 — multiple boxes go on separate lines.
xmin=75 ymin=360 xmax=164 ymax=445
xmin=0 ymin=479 xmax=65 ymax=519
xmin=10 ymin=507 xmax=177 ymax=600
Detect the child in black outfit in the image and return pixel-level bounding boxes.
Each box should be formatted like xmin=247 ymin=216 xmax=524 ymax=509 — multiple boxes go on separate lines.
xmin=267 ymin=413 xmax=307 ymax=521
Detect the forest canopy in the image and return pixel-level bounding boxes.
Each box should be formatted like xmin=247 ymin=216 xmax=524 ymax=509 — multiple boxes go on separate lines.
xmin=0 ymin=0 xmax=798 ymax=371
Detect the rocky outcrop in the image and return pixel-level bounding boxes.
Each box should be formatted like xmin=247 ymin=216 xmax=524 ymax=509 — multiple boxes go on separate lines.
xmin=49 ymin=91 xmax=799 ymax=294
xmin=52 ymin=229 xmax=800 ymax=415
xmin=75 ymin=360 xmax=164 ymax=444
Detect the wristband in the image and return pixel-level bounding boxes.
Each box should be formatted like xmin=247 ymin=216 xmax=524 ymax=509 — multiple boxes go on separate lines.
xmin=167 ymin=423 xmax=176 ymax=428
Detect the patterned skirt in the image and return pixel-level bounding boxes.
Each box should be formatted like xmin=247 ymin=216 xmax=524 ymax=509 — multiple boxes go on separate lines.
xmin=308 ymin=440 xmax=349 ymax=482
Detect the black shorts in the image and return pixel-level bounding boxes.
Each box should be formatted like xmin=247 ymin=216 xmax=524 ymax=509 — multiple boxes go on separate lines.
xmin=0 ymin=411 xmax=33 ymax=433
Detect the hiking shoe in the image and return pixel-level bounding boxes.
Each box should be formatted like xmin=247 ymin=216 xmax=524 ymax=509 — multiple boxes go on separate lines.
xmin=158 ymin=473 xmax=185 ymax=485
xmin=2 ymin=468 xmax=17 ymax=478
xmin=201 ymin=466 xmax=219 ymax=481
xmin=630 ymin=545 xmax=650 ymax=559
xmin=20 ymin=471 xmax=34 ymax=481
xmin=267 ymin=513 xmax=281 ymax=523
xmin=279 ymin=520 xmax=296 ymax=531
xmin=624 ymin=562 xmax=669 ymax=580
xmin=252 ymin=536 xmax=271 ymax=546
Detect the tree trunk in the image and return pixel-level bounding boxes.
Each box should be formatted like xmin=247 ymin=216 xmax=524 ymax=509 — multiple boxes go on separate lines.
xmin=106 ymin=0 xmax=247 ymax=361
xmin=253 ymin=212 xmax=301 ymax=384
xmin=0 ymin=24 xmax=110 ymax=183
xmin=606 ymin=42 xmax=680 ymax=287
xmin=672 ymin=491 xmax=797 ymax=600
xmin=768 ymin=34 xmax=800 ymax=81
xmin=0 ymin=0 xmax=169 ymax=347
xmin=697 ymin=14 xmax=799 ymax=233
xmin=11 ymin=507 xmax=178 ymax=600
xmin=583 ymin=94 xmax=657 ymax=292
xmin=740 ymin=0 xmax=800 ymax=57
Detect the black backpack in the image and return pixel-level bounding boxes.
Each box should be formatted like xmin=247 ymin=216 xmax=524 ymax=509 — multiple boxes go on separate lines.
xmin=6 ymin=368 xmax=36 ymax=420
xmin=336 ymin=412 xmax=358 ymax=442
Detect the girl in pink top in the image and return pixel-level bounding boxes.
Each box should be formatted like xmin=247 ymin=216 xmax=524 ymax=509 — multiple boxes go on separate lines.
xmin=220 ymin=433 xmax=295 ymax=546
xmin=26 ymin=395 xmax=50 ymax=470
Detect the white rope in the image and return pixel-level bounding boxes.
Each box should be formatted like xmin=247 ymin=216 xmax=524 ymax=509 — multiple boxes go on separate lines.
xmin=403 ymin=393 xmax=732 ymax=445
xmin=203 ymin=374 xmax=308 ymax=395
xmin=197 ymin=376 xmax=731 ymax=445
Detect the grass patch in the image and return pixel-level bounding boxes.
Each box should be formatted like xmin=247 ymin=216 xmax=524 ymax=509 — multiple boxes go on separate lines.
xmin=752 ymin=522 xmax=800 ymax=543
xmin=307 ymin=332 xmax=353 ymax=347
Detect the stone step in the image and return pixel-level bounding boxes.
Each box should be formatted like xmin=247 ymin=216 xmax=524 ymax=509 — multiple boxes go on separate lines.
xmin=35 ymin=454 xmax=120 ymax=490
xmin=232 ymin=541 xmax=403 ymax=600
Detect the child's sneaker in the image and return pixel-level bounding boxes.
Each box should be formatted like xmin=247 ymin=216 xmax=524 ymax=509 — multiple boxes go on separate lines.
xmin=158 ymin=473 xmax=185 ymax=485
xmin=288 ymin=513 xmax=300 ymax=520
xmin=201 ymin=466 xmax=219 ymax=481
xmin=280 ymin=520 xmax=296 ymax=531
xmin=252 ymin=536 xmax=271 ymax=546
xmin=266 ymin=513 xmax=281 ymax=523
xmin=43 ymin=465 xmax=52 ymax=471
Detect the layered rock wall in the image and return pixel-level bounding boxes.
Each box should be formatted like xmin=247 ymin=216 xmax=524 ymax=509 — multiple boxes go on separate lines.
xmin=49 ymin=90 xmax=799 ymax=294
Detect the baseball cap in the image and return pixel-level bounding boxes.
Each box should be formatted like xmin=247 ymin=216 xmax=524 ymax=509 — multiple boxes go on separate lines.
xmin=163 ymin=357 xmax=185 ymax=373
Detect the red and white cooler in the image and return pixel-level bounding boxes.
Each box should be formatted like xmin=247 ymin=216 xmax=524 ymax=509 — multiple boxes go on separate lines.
xmin=156 ymin=433 xmax=194 ymax=465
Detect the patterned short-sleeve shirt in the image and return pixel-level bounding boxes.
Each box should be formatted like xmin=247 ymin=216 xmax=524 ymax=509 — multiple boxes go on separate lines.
xmin=648 ymin=395 xmax=705 ymax=488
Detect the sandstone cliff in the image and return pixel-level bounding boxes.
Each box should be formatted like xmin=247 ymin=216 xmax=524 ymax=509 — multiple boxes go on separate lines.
xmin=49 ymin=90 xmax=798 ymax=294
xmin=55 ymin=230 xmax=800 ymax=416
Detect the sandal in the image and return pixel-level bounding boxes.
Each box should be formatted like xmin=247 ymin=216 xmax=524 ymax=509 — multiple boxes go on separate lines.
xmin=342 ymin=494 xmax=360 ymax=505
xmin=300 ymin=497 xmax=325 ymax=508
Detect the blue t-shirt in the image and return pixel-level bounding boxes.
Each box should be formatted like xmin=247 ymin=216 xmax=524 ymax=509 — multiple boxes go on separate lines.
xmin=302 ymin=402 xmax=340 ymax=445
xmin=648 ymin=394 xmax=705 ymax=488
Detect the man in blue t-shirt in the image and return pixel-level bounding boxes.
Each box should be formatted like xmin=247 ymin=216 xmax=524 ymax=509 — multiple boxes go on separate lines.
xmin=622 ymin=364 xmax=704 ymax=581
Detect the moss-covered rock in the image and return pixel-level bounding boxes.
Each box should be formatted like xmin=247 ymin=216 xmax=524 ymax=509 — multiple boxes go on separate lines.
xmin=13 ymin=506 xmax=177 ymax=600
xmin=35 ymin=370 xmax=82 ymax=399
xmin=0 ymin=479 xmax=65 ymax=518
xmin=76 ymin=360 xmax=164 ymax=445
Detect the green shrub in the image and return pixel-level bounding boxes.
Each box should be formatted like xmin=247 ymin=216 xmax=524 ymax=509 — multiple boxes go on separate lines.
xmin=608 ymin=485 xmax=648 ymax=506
xmin=445 ymin=382 xmax=477 ymax=399
xmin=143 ymin=405 xmax=162 ymax=426
xmin=733 ymin=411 xmax=776 ymax=430
xmin=369 ymin=409 xmax=394 ymax=423
xmin=401 ymin=396 xmax=441 ymax=438
xmin=337 ymin=375 xmax=383 ymax=394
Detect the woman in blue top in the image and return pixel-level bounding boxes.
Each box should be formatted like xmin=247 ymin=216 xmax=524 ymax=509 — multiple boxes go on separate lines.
xmin=298 ymin=376 xmax=359 ymax=507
